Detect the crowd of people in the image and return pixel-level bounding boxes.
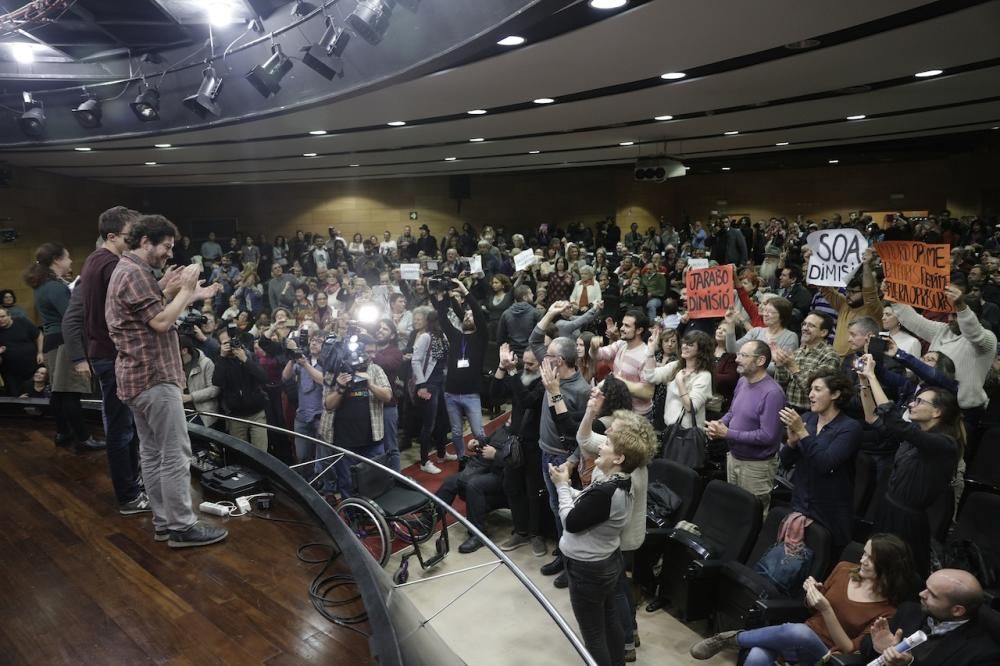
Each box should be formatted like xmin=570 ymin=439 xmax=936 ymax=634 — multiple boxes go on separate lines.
xmin=7 ymin=207 xmax=1000 ymax=665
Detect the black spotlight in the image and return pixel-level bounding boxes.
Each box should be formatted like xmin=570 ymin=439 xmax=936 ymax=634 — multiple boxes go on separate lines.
xmin=183 ymin=66 xmax=224 ymax=118
xmin=302 ymin=19 xmax=350 ymax=79
xmin=72 ymin=96 xmax=102 ymax=128
xmin=130 ymin=87 xmax=161 ymax=121
xmin=18 ymin=93 xmax=45 ymax=139
xmin=246 ymin=44 xmax=293 ymax=98
xmin=291 ymin=1 xmax=317 ymax=16
xmin=347 ymin=0 xmax=392 ymax=45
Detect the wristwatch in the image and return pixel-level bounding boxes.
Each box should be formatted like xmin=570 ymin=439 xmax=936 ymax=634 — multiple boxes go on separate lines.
xmin=550 ymin=393 xmax=563 ymax=402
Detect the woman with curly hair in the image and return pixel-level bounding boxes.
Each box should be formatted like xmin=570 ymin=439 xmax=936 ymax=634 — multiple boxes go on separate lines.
xmin=643 ymin=330 xmax=715 ymax=449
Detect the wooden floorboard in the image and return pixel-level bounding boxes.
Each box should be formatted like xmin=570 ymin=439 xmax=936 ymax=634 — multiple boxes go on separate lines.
xmin=0 ymin=417 xmax=373 ymax=665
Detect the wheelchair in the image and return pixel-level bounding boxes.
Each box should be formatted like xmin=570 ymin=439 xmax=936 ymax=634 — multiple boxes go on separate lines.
xmin=335 ymin=454 xmax=450 ymax=584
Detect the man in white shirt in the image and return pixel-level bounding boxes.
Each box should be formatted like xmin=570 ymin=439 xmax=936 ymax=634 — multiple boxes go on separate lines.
xmin=379 ymin=230 xmax=397 ymax=256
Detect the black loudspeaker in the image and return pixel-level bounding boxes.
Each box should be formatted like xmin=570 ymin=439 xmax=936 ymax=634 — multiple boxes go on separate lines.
xmin=449 ymin=174 xmax=470 ymax=200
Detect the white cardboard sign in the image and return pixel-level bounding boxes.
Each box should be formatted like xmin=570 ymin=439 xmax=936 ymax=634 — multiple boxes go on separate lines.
xmin=806 ymin=228 xmax=867 ymax=287
xmin=469 ymin=255 xmax=483 ymax=275
xmin=514 ymin=249 xmax=536 ymax=271
xmin=400 ymin=264 xmax=420 ymax=281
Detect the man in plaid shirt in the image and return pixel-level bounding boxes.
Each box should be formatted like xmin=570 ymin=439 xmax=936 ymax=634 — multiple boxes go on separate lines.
xmin=106 ymin=215 xmax=226 ymax=549
xmin=772 ymin=312 xmax=841 ymax=412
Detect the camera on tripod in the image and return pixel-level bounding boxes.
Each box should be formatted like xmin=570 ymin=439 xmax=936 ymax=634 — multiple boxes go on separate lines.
xmin=178 ymin=312 xmax=207 ymax=335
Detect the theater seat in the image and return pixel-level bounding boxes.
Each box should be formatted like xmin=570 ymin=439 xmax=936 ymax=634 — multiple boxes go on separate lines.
xmin=948 ymin=492 xmax=1000 ymax=608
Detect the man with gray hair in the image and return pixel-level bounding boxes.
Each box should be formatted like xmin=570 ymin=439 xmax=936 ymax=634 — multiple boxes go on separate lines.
xmin=529 ymin=301 xmax=592 ymax=585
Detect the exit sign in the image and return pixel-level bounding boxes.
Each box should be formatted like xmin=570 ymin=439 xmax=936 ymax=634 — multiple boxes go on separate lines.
xmin=409 ymin=211 xmax=418 ymax=220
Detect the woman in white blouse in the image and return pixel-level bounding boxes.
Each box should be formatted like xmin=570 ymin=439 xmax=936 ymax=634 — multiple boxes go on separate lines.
xmin=642 ymin=329 xmax=715 ymax=430
xmin=570 ymin=265 xmax=603 ymax=313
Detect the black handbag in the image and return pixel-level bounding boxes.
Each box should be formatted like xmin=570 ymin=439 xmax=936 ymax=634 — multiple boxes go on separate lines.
xmin=659 ymin=407 xmax=708 ymax=469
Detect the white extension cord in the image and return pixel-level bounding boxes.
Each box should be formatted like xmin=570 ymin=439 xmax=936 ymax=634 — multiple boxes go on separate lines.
xmin=199 ymin=493 xmax=274 ymax=518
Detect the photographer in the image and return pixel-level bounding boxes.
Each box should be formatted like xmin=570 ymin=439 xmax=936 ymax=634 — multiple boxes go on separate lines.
xmin=282 ymin=328 xmax=331 ymax=491
xmin=213 ymin=325 xmax=270 ymax=451
xmin=179 ymin=336 xmax=219 ymax=427
xmin=322 ymin=336 xmax=393 ymax=497
xmin=433 ymin=278 xmax=488 ymax=461
xmin=373 ymin=319 xmax=404 ymax=473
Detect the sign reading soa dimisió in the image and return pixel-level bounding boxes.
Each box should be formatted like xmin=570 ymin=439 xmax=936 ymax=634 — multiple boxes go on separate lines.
xmin=806 ymin=228 xmax=867 ymax=288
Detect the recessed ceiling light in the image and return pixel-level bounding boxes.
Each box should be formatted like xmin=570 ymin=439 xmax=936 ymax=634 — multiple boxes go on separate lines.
xmin=469 ymin=137 xmax=485 ymax=142
xmin=846 ymin=114 xmax=866 ymax=120
xmin=303 ymin=152 xmax=318 ymax=157
xmin=444 ymin=157 xmax=457 ymax=161
xmin=308 ymin=130 xmax=327 ymax=135
xmin=993 ymin=126 xmax=1000 ymax=130
xmin=528 ymin=150 xmax=541 ymax=154
xmin=724 ymin=130 xmax=739 ymax=136
xmin=654 ymin=115 xmax=673 ymax=121
xmin=660 ymin=72 xmax=686 ymax=80
xmin=497 ymin=35 xmax=525 ymax=47
xmin=589 ymin=0 xmax=627 ymax=8
xmin=775 ymin=141 xmax=789 ymax=146
xmin=74 ymin=147 xmax=92 ymax=151
xmin=533 ymin=98 xmax=555 ymax=104
xmin=154 ymin=143 xmax=172 ymax=148
xmin=348 ymin=163 xmax=360 ymax=167
xmin=144 ymin=161 xmax=157 ymax=166
xmin=915 ymin=69 xmax=943 ymax=78
xmin=828 ymin=159 xmax=840 ymax=164
xmin=721 ymin=167 xmax=731 ymax=171
xmin=467 ymin=109 xmax=487 ymax=115
xmin=387 ymin=121 xmax=406 ymax=126
xmin=619 ymin=141 xmax=634 ymax=146
xmin=10 ymin=43 xmax=34 ymax=64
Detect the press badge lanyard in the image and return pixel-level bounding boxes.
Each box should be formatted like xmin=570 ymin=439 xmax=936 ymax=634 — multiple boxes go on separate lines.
xmin=457 ymin=336 xmax=470 ymax=369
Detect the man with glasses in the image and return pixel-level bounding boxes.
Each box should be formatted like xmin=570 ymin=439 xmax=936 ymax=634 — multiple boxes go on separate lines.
xmin=805 ymin=246 xmax=883 ymax=357
xmin=773 ymin=312 xmax=840 ymax=413
xmin=706 ymin=340 xmax=786 ymax=513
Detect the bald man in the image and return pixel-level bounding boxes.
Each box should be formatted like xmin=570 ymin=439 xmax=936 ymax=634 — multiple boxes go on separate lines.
xmin=858 ymin=569 xmax=1000 ymax=665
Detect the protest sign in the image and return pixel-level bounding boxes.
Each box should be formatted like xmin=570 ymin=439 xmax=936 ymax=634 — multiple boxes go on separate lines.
xmin=805 ymin=228 xmax=867 ymax=287
xmin=876 ymin=241 xmax=953 ymax=311
xmin=400 ymin=264 xmax=420 ymax=281
xmin=685 ymin=264 xmax=735 ymax=319
xmin=514 ymin=249 xmax=536 ymax=271
xmin=427 ymin=260 xmax=439 ymax=271
xmin=469 ymin=255 xmax=483 ymax=275
xmin=687 ymin=257 xmax=709 ymax=269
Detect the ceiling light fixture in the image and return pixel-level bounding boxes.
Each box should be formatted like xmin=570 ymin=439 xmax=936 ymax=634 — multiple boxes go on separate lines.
xmin=348 ymin=163 xmax=360 ymax=167
xmin=303 ymin=152 xmax=318 ymax=157
xmin=348 ymin=0 xmax=392 ymax=45
xmin=533 ymin=98 xmax=555 ymax=104
xmin=469 ymin=137 xmax=485 ymax=142
xmin=10 ymin=43 xmax=34 ymax=64
xmin=654 ymin=115 xmax=673 ymax=121
xmin=915 ymin=69 xmax=943 ymax=78
xmin=828 ymin=159 xmax=840 ymax=164
xmin=528 ymin=150 xmax=540 ymax=154
xmin=784 ymin=39 xmax=821 ymax=50
xmin=660 ymin=72 xmax=686 ymax=80
xmin=154 ymin=143 xmax=172 ymax=148
xmin=724 ymin=130 xmax=739 ymax=135
xmin=74 ymin=147 xmax=92 ymax=152
xmin=721 ymin=167 xmax=731 ymax=171
xmin=775 ymin=141 xmax=789 ymax=146
xmin=246 ymin=44 xmax=293 ymax=98
xmin=302 ymin=17 xmax=349 ymax=80
xmin=619 ymin=141 xmax=634 ymax=146
xmin=846 ymin=114 xmax=866 ymax=120
xmin=589 ymin=0 xmax=628 ymax=9
xmin=387 ymin=121 xmax=406 ymax=126
xmin=444 ymin=157 xmax=457 ymax=161
xmin=467 ymin=109 xmax=487 ymax=115
xmin=183 ymin=66 xmax=224 ymax=118
xmin=308 ymin=130 xmax=327 ymax=135
xmin=207 ymin=4 xmax=235 ymax=27
xmin=129 ymin=86 xmax=161 ymax=122
xmin=144 ymin=161 xmax=157 ymax=166
xmin=497 ymin=35 xmax=525 ymax=46
xmin=18 ymin=92 xmax=45 ymax=139
xmin=72 ymin=96 xmax=102 ymax=128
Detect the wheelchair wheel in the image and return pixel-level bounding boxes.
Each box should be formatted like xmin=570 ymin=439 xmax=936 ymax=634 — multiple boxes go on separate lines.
xmin=337 ymin=497 xmax=392 ymax=567
xmin=392 ymin=504 xmax=437 ymax=545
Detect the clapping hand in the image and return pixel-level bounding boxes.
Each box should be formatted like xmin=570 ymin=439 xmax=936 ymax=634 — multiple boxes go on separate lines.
xmin=540 ymin=357 xmax=561 ymax=395
xmin=870 ymin=617 xmax=904 ymax=654
xmin=779 ymin=407 xmax=807 ymax=445
xmin=647 ymin=326 xmax=661 ymax=353
xmin=803 ymin=576 xmax=832 ymax=613
xmin=605 ymin=317 xmax=619 ymax=339
xmin=548 ymin=462 xmax=570 ymax=486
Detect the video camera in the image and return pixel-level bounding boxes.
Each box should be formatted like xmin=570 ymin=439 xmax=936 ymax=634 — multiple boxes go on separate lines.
xmin=178 ymin=312 xmax=207 ymax=335
xmin=317 ymin=323 xmax=373 ymax=388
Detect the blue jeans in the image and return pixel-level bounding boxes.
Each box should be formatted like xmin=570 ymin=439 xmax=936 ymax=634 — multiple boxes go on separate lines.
xmin=294 ymin=414 xmax=335 ymax=493
xmin=542 ymin=450 xmax=570 ymax=541
xmin=615 ymin=553 xmax=637 ymax=646
xmin=91 ymin=358 xmax=141 ymax=504
xmin=444 ymin=392 xmax=483 ymax=458
xmin=566 ymin=551 xmax=625 ymax=666
xmin=646 ymin=297 xmax=663 ymax=322
xmin=333 ymin=441 xmax=385 ymax=498
xmin=382 ymin=405 xmax=401 ymax=473
xmin=738 ymin=622 xmax=829 ymax=666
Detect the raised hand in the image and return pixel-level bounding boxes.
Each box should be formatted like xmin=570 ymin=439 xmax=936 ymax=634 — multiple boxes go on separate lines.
xmin=870 ymin=617 xmax=903 ymax=654
xmin=945 ymin=284 xmax=965 ymax=309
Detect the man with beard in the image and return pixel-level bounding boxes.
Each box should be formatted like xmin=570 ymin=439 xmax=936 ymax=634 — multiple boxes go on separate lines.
xmin=706 ymin=340 xmax=786 ymax=512
xmin=590 ymin=309 xmax=654 ymax=417
xmin=808 ymin=246 xmax=883 ymax=357
xmin=433 ymin=278 xmax=487 ymax=460
xmin=773 ymin=312 xmax=840 ymax=413
xmin=106 ymin=214 xmax=226 ymax=548
xmin=493 ymin=344 xmax=547 ymax=557
xmin=373 ymin=319 xmax=404 ymax=473
xmin=777 ymin=265 xmax=814 ymax=332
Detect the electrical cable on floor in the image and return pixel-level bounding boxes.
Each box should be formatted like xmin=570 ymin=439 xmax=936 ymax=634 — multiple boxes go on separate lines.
xmin=297 ymin=542 xmax=370 ymax=637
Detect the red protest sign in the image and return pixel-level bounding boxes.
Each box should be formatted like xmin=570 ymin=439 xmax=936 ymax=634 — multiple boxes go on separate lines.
xmin=876 ymin=241 xmax=953 ymax=312
xmin=685 ymin=264 xmax=735 ymax=319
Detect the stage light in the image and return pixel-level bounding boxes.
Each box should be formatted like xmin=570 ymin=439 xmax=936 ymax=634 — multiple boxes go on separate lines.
xmin=207 ymin=4 xmax=234 ymax=27
xmin=246 ymin=44 xmax=293 ymax=98
xmin=302 ymin=18 xmax=350 ymax=80
xmin=356 ymin=304 xmax=380 ymax=324
xmin=18 ymin=93 xmax=45 ymax=139
xmin=10 ymin=43 xmax=34 ymax=64
xmin=348 ymin=0 xmax=392 ymax=45
xmin=183 ymin=66 xmax=224 ymax=118
xmin=130 ymin=87 xmax=161 ymax=121
xmin=72 ymin=96 xmax=102 ymax=128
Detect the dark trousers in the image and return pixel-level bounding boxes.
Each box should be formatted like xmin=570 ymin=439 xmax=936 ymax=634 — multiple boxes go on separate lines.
xmin=436 ymin=471 xmax=506 ymax=533
xmin=417 ymin=379 xmax=446 ymax=464
xmin=50 ymin=391 xmax=90 ymax=442
xmin=503 ymin=438 xmax=544 ymax=536
xmin=963 ymin=405 xmax=986 ymax=464
xmin=565 ymin=551 xmax=625 ymax=666
xmin=614 ymin=551 xmax=637 ymax=645
xmin=92 ymin=358 xmax=141 ymax=504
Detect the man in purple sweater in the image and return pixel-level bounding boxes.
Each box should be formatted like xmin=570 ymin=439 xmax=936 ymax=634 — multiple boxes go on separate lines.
xmin=706 ymin=339 xmax=786 ymax=512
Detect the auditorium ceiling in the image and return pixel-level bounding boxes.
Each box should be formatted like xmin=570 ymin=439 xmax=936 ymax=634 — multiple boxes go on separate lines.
xmin=0 ymin=0 xmax=997 ymax=186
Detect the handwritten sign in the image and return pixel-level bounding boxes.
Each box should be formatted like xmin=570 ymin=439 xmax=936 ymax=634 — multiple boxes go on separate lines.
xmin=400 ymin=264 xmax=420 ymax=281
xmin=876 ymin=241 xmax=953 ymax=311
xmin=514 ymin=249 xmax=536 ymax=272
xmin=469 ymin=254 xmax=483 ymax=275
xmin=806 ymin=228 xmax=866 ymax=287
xmin=685 ymin=264 xmax=735 ymax=319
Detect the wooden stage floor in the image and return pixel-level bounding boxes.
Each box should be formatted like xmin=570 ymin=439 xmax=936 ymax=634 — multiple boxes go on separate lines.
xmin=0 ymin=416 xmax=373 ymax=665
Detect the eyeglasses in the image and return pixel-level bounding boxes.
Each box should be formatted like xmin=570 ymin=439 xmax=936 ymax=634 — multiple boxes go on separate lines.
xmin=911 ymin=396 xmax=934 ymax=407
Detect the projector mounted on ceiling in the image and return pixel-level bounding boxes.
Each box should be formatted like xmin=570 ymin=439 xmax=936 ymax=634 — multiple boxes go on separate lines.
xmin=633 ymin=157 xmax=686 ymax=183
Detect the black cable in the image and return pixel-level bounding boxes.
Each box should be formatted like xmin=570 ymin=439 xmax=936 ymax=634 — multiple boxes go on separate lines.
xmin=252 ymin=512 xmax=315 ymax=527
xmin=296 ymin=542 xmax=370 ymax=637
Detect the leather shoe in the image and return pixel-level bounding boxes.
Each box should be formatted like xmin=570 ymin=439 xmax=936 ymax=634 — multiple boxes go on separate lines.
xmin=77 ymin=437 xmax=106 ymax=450
xmin=645 ymin=598 xmax=666 ymax=613
xmin=540 ymin=554 xmax=564 ymax=576
xmin=553 ymin=571 xmax=568 ymax=589
xmin=458 ymin=535 xmax=484 ymax=554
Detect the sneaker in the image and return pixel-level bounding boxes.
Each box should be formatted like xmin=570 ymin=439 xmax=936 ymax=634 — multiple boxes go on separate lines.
xmin=553 ymin=571 xmax=568 ymax=589
xmin=458 ymin=535 xmax=485 ymax=554
xmin=119 ymin=492 xmax=152 ymax=515
xmin=634 ymin=631 xmax=641 ymax=648
xmin=77 ymin=437 xmax=106 ymax=450
xmin=540 ymin=554 xmax=564 ymax=576
xmin=440 ymin=452 xmax=458 ymax=462
xmin=154 ymin=529 xmax=170 ymax=542
xmin=624 ymin=648 xmax=636 ymax=662
xmin=531 ymin=536 xmax=547 ymax=558
xmin=167 ymin=522 xmax=228 ymax=549
xmin=500 ymin=533 xmax=531 ymax=552
xmin=420 ymin=461 xmax=442 ymax=474
xmin=690 ymin=631 xmax=740 ymax=660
